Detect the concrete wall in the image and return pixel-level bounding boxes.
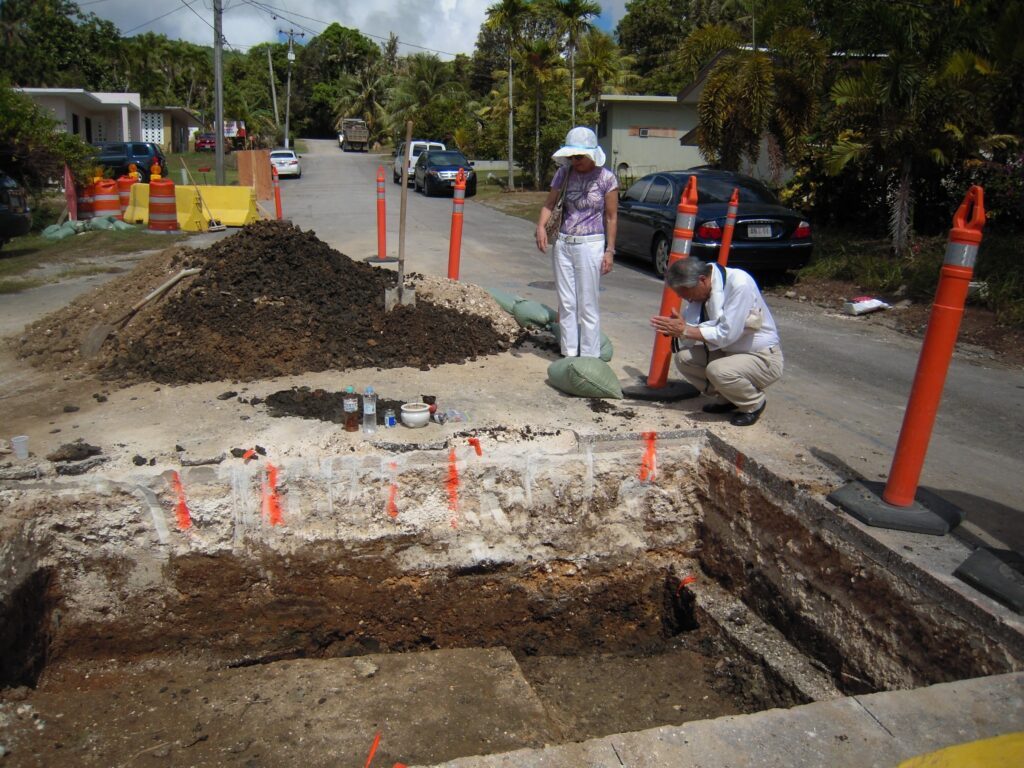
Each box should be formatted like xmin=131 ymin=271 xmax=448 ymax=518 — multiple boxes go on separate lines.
xmin=598 ymin=99 xmax=705 ymax=181
xmin=27 ymin=92 xmax=141 ymax=143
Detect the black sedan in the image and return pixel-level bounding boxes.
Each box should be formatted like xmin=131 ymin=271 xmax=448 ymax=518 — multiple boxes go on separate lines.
xmin=616 ymin=169 xmax=812 ymax=277
xmin=413 ymin=151 xmax=477 ymax=197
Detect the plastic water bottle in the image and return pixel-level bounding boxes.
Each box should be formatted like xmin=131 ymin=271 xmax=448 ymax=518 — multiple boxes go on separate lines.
xmin=362 ymin=386 xmax=377 ymax=434
xmin=342 ymin=386 xmax=359 ymax=432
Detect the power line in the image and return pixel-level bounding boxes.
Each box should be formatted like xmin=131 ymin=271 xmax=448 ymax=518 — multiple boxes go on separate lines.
xmin=241 ymin=0 xmax=461 ymax=58
xmin=122 ymin=5 xmax=188 ymax=35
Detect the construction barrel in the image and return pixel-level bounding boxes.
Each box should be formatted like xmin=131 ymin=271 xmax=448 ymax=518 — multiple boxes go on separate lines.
xmin=92 ymin=179 xmax=121 ymax=220
xmin=77 ymin=183 xmax=95 ymax=221
xmin=117 ymin=176 xmax=137 ymax=219
xmin=148 ymin=178 xmax=179 ymax=232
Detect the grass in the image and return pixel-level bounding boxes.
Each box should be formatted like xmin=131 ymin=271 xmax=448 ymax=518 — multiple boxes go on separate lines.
xmin=799 ymin=227 xmax=1024 ymax=328
xmin=172 ymin=151 xmax=240 ymax=186
xmin=473 ymin=172 xmax=547 ymax=224
xmin=0 ymin=228 xmax=189 ymax=294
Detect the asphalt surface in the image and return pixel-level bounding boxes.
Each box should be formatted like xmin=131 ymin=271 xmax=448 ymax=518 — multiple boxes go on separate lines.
xmin=276 ymin=140 xmax=1024 ymax=552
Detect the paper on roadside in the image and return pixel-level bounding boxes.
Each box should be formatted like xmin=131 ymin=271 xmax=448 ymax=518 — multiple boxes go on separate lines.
xmin=843 ymin=296 xmax=891 ymax=316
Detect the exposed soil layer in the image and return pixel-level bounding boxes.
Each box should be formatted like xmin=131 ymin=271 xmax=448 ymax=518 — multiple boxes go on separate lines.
xmin=15 ymin=221 xmax=517 ymax=385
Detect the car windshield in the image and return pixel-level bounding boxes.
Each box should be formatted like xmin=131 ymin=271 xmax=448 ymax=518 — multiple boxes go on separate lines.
xmin=427 ymin=152 xmax=470 ymax=167
xmin=270 ymin=152 xmax=295 ymax=159
xmin=696 ymin=177 xmax=777 ymax=205
xmin=97 ymin=143 xmax=126 ymax=154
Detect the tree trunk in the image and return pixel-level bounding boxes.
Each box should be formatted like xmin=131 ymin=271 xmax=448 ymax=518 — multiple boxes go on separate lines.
xmin=570 ymin=47 xmax=575 ymax=125
xmin=507 ymin=51 xmax=515 ymax=191
xmin=889 ymin=158 xmax=913 ymax=256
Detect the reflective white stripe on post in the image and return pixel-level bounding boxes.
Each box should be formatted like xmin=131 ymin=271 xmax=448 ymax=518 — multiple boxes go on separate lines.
xmin=670 ymin=211 xmax=696 ymax=256
xmin=944 ymin=241 xmax=979 ymax=268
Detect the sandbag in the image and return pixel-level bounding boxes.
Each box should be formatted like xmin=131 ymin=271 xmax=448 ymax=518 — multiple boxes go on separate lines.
xmin=486 ymin=288 xmax=522 ymax=314
xmin=111 ymin=218 xmax=135 ymax=231
xmin=551 ymin=325 xmax=614 ymax=362
xmin=42 ymin=223 xmax=75 ymax=241
xmin=512 ymin=299 xmax=553 ymax=329
xmin=541 ymin=303 xmax=559 ymax=326
xmin=87 ymin=216 xmax=114 ymax=231
xmin=547 ymin=356 xmax=623 ymax=399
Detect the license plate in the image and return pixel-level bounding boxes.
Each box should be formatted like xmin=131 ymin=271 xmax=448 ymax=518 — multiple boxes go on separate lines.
xmin=748 ymin=225 xmax=771 ymax=238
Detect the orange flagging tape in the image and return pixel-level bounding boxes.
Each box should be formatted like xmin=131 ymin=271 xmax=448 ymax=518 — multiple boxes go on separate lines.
xmin=447 ymin=448 xmax=460 ymax=528
xmin=468 ymin=437 xmax=482 ymax=456
xmin=639 ymin=431 xmax=658 ymax=481
xmin=169 ymin=471 xmax=192 ymax=530
xmin=363 ymin=731 xmax=382 ymax=768
xmin=735 ymin=452 xmax=745 ymax=475
xmin=387 ymin=461 xmax=399 ymax=518
xmin=676 ymin=574 xmax=698 ymax=594
xmin=242 ymin=448 xmax=257 ymax=462
xmin=261 ymin=462 xmax=284 ymax=526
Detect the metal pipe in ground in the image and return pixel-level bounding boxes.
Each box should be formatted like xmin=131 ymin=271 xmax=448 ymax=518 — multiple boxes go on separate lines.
xmin=376 ymin=166 xmax=386 ymax=260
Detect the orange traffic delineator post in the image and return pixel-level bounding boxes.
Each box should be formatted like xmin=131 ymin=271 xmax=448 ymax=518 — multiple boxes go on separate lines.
xmin=365 ymin=165 xmax=398 ymax=264
xmin=648 ymin=176 xmax=699 ymax=387
xmin=272 ymin=166 xmax=283 ymax=219
xmin=828 ymin=186 xmax=986 ymax=537
xmin=92 ymin=178 xmax=121 ymax=220
xmin=622 ymin=176 xmax=702 ymax=401
xmin=147 ymin=177 xmax=180 ymax=233
xmin=447 ymin=168 xmax=466 ymax=280
xmin=717 ymin=187 xmax=739 ymax=266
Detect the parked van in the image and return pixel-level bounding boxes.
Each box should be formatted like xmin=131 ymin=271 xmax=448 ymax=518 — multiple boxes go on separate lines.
xmin=393 ymin=140 xmax=445 ymax=184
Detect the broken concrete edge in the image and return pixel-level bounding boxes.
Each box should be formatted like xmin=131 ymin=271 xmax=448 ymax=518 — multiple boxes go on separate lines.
xmin=699 ymin=430 xmax=1024 ymax=658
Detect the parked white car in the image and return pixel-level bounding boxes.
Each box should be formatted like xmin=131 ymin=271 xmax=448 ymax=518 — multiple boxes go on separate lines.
xmin=393 ymin=140 xmax=445 ymax=184
xmin=270 ymin=149 xmax=302 ymax=178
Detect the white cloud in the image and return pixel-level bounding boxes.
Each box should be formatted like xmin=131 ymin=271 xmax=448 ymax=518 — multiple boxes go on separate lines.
xmin=86 ymin=0 xmax=629 ymax=57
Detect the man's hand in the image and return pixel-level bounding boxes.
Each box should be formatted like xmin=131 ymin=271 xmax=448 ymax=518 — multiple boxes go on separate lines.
xmin=650 ymin=307 xmax=685 ymax=337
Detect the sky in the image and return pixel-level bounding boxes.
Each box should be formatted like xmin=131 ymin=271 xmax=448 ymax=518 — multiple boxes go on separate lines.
xmin=80 ymin=0 xmax=630 ymax=59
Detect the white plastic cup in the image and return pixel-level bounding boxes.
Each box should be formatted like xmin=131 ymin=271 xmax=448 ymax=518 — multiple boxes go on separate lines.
xmin=11 ymin=435 xmax=29 ymax=460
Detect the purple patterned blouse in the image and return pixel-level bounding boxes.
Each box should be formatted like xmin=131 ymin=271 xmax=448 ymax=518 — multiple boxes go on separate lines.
xmin=552 ymin=165 xmax=618 ymax=237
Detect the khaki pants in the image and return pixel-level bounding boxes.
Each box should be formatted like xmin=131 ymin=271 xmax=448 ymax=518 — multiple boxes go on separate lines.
xmin=674 ymin=345 xmax=784 ymax=412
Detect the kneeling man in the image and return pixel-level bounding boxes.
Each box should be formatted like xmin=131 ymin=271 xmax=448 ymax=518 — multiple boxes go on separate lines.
xmin=650 ymin=258 xmax=783 ymax=426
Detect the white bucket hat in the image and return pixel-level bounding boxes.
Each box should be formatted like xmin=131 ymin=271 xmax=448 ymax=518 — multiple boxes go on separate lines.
xmin=551 ymin=126 xmax=606 ymax=167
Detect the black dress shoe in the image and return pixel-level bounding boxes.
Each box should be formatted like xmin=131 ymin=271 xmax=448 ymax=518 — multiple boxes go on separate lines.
xmin=730 ymin=401 xmax=766 ymax=426
xmin=702 ymin=401 xmax=738 ymax=414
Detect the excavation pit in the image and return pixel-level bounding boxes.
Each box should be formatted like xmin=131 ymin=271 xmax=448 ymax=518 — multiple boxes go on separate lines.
xmin=1 ymin=430 xmax=1021 ymax=766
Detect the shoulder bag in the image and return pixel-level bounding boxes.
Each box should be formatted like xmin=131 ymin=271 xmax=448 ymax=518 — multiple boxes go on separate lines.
xmin=544 ymin=170 xmax=571 ymax=242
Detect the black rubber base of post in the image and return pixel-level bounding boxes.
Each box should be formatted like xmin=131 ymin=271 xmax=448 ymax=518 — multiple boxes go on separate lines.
xmin=364 ymin=255 xmax=399 ymax=264
xmin=621 ymin=379 xmax=700 ymax=402
xmin=828 ymin=480 xmax=964 ymax=535
xmin=954 ymin=547 xmax=1024 ymax=614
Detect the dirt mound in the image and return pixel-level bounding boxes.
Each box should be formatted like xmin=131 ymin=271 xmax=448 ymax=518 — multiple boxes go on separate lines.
xmin=16 ymin=221 xmax=519 ymax=385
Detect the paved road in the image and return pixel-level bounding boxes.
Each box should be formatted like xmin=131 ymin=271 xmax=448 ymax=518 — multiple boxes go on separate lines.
xmin=285 ymin=140 xmax=1024 ymax=551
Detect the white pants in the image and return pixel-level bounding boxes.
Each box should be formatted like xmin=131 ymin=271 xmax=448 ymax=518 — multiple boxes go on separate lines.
xmin=552 ymin=236 xmax=604 ymax=357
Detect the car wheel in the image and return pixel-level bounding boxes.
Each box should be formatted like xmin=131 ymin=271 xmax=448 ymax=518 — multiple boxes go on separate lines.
xmin=424 ymin=179 xmax=433 ymax=196
xmin=393 ymin=169 xmax=400 ymax=184
xmin=652 ymin=234 xmax=670 ymax=278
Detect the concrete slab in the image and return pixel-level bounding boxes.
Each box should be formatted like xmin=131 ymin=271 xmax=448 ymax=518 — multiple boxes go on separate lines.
xmin=0 ymin=647 xmax=558 ymax=767
xmin=425 ymin=673 xmax=1024 ymax=767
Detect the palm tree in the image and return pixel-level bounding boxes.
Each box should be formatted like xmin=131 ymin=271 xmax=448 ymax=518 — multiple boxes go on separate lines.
xmin=827 ymin=49 xmax=1008 ymax=255
xmin=335 ymin=62 xmax=393 ymax=141
xmin=548 ymin=0 xmax=600 ymax=124
xmin=386 ymin=53 xmax=465 ymax=136
xmin=485 ymin=0 xmax=534 ymax=190
xmin=576 ymin=28 xmax=637 ymax=104
xmin=519 ymin=39 xmax=566 ymax=188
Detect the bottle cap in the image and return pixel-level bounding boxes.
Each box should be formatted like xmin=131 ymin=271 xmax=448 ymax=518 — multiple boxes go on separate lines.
xmin=365 ymin=386 xmax=374 ymax=394
xmin=345 ymin=385 xmax=354 ymax=393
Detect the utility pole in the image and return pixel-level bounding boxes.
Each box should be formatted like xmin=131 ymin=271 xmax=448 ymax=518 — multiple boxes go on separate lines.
xmin=267 ymin=47 xmax=280 ymax=127
xmin=279 ymin=28 xmax=303 ymax=149
xmin=213 ymin=0 xmax=225 ymax=184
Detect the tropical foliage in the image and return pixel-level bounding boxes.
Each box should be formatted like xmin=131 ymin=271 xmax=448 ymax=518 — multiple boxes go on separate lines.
xmin=1 ymin=0 xmax=1021 ymax=250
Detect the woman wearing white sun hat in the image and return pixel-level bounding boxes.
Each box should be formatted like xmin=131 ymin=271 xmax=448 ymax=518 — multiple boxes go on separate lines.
xmin=535 ymin=126 xmax=618 ymax=358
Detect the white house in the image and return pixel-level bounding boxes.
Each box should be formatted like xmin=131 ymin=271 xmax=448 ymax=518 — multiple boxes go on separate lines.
xmin=596 ymin=94 xmax=704 ymax=183
xmin=18 ymin=88 xmax=200 ymax=152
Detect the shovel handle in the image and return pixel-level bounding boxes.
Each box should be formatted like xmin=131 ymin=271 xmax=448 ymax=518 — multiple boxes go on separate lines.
xmin=115 ymin=268 xmax=201 ymax=324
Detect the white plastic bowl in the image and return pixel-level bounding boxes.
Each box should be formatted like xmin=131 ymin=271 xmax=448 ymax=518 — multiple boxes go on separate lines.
xmin=400 ymin=402 xmax=431 ymax=428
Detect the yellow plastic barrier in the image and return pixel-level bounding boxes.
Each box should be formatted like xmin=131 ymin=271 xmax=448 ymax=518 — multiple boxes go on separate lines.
xmin=123 ymin=184 xmax=260 ymax=229
xmin=897 ymin=732 xmax=1024 ymax=768
xmin=196 ymin=185 xmax=260 ymax=227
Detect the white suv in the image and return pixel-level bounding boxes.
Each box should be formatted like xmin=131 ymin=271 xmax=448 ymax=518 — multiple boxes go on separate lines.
xmin=393 ymin=139 xmax=445 ymax=184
